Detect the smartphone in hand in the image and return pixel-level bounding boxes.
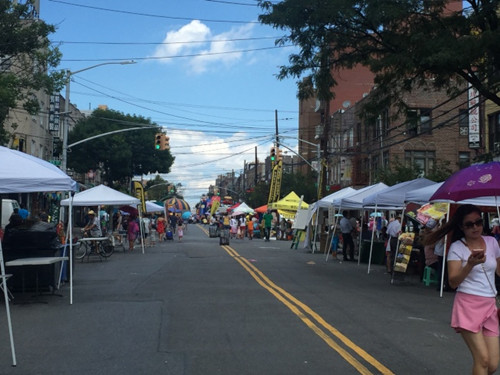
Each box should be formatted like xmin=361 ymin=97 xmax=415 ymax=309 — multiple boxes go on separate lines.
xmin=471 ymin=249 xmax=485 ymax=258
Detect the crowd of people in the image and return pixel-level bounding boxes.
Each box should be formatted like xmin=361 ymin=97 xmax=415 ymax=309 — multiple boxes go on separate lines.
xmin=78 ymin=209 xmax=189 ymax=251
xmin=196 ymin=209 xmax=294 ymax=242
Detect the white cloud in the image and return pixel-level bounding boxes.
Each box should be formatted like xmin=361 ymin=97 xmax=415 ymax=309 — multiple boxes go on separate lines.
xmin=157 ymin=128 xmax=268 ymax=208
xmin=151 ymin=21 xmax=256 ymax=74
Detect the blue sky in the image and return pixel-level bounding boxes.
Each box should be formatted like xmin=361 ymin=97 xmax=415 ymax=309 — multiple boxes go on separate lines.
xmin=41 ymin=0 xmax=300 ymax=208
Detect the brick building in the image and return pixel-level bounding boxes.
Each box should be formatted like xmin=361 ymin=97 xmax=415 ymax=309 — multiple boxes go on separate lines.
xmin=328 ymin=83 xmax=475 ymax=187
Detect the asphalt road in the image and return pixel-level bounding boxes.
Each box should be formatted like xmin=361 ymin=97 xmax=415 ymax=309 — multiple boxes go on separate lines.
xmin=0 ymin=224 xmax=470 ymax=374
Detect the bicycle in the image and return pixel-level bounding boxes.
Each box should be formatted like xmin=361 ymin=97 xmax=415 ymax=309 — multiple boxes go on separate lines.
xmin=75 ymin=232 xmax=114 ymax=260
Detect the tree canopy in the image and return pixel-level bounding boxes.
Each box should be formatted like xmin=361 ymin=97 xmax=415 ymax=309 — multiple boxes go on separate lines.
xmin=0 ymin=0 xmax=64 ymax=143
xmin=67 ymin=108 xmax=174 ymax=188
xmin=258 ymin=1 xmax=500 ymax=109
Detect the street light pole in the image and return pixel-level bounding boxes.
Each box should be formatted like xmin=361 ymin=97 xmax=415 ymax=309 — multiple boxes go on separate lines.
xmin=60 ymin=60 xmax=136 ymax=173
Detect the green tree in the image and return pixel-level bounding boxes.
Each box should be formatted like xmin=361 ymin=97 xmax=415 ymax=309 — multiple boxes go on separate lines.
xmin=0 ymin=0 xmax=65 ymax=143
xmin=68 ymin=108 xmax=174 ymax=187
xmin=375 ymin=158 xmax=422 ymax=186
xmin=245 ymin=181 xmax=270 ymax=209
xmin=258 ymin=1 xmax=500 ymax=108
xmin=374 ymin=157 xmax=453 ymax=185
xmin=281 ymin=171 xmax=318 ymax=203
xmin=145 ymin=175 xmax=168 ymax=201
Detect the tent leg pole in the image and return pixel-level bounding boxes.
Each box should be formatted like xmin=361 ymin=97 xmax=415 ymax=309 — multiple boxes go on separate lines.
xmin=0 ymin=241 xmax=16 ymax=366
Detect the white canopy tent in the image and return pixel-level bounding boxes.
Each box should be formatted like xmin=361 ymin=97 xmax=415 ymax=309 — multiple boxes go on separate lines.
xmin=361 ymin=178 xmax=437 ymax=274
xmin=0 ymin=146 xmax=77 ymax=366
xmin=303 ymin=187 xmax=357 ymax=251
xmin=61 ymin=184 xmax=145 ymax=263
xmin=145 ymin=200 xmax=164 ymax=213
xmin=362 ymin=178 xmax=436 ymax=209
xmin=404 ymin=182 xmax=444 ymax=205
xmin=231 ymin=202 xmax=254 ymax=216
xmin=334 ymin=182 xmax=389 ymax=210
xmin=61 ymin=184 xmax=140 ymax=207
xmin=311 ymin=187 xmax=357 ymax=211
xmin=322 ymin=183 xmax=389 ymax=260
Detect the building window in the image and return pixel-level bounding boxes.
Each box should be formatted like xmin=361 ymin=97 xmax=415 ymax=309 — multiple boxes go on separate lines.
xmin=459 ymin=109 xmax=469 ymax=136
xmin=407 ymin=108 xmax=432 ymax=136
xmin=458 ymin=152 xmax=471 ymax=168
xmin=488 ymin=112 xmax=500 ymax=154
xmin=404 ymin=150 xmax=435 ymax=175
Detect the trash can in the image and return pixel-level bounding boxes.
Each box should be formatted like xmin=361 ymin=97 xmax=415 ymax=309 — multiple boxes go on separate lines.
xmin=219 ymin=229 xmax=230 ymax=245
xmin=209 ymin=225 xmax=219 ymax=238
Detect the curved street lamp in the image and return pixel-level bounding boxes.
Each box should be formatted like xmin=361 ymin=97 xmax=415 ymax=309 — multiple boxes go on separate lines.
xmin=60 ymin=60 xmax=136 ymax=173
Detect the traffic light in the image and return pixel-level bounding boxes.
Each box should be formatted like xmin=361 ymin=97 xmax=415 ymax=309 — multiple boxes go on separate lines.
xmin=155 ymin=133 xmax=162 ymax=150
xmin=154 ymin=132 xmax=169 ymax=150
xmin=276 ymin=147 xmax=283 ymax=161
xmin=270 ymin=146 xmax=276 ymax=161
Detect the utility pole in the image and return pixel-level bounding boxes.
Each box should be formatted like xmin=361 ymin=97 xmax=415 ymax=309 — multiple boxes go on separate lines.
xmin=254 ymin=146 xmax=258 ymax=187
xmin=319 ymin=99 xmax=330 ymax=200
xmin=275 ymin=109 xmax=279 ymax=148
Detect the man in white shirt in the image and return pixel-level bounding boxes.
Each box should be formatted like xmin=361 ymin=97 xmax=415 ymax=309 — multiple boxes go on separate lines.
xmin=340 ymin=211 xmax=355 ymax=261
xmin=386 ymin=216 xmax=401 ymax=273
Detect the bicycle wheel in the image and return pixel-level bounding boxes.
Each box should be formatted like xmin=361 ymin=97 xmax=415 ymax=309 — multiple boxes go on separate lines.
xmin=75 ymin=242 xmax=89 ymax=259
xmin=99 ymin=240 xmax=114 ymax=257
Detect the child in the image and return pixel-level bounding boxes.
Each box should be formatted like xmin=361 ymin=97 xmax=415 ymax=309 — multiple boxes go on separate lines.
xmin=177 ymin=221 xmax=184 ymax=242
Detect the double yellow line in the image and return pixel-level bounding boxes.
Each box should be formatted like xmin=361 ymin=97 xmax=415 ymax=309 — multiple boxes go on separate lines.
xmin=220 ymin=244 xmax=394 ymax=375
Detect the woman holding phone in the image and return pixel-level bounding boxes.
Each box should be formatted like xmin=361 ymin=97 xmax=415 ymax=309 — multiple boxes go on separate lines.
xmin=425 ymin=204 xmax=500 ymax=375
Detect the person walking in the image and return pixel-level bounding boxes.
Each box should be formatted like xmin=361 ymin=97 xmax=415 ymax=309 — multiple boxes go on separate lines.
xmin=177 ymin=219 xmax=184 ymax=242
xmin=339 ymin=211 xmax=355 ymax=261
xmin=127 ymin=215 xmax=140 ymax=251
xmin=238 ymin=215 xmax=246 ymax=239
xmin=230 ymin=216 xmax=238 ymax=239
xmin=247 ymin=215 xmax=254 ymax=240
xmin=424 ymin=204 xmax=500 ymax=375
xmin=156 ymin=214 xmax=166 ymax=242
xmin=142 ymin=215 xmax=152 ymax=247
xmin=279 ymin=218 xmax=287 ymax=240
xmin=262 ymin=210 xmax=273 ymax=242
xmin=386 ymin=216 xmax=402 ymax=273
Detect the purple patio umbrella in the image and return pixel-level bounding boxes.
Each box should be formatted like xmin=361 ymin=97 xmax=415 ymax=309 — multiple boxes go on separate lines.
xmin=430 ymin=161 xmax=500 ymax=202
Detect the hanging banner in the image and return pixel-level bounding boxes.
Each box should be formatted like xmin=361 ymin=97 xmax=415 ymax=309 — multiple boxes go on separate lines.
xmin=468 ymin=84 xmax=480 ymax=149
xmin=133 ymin=181 xmax=146 ymax=213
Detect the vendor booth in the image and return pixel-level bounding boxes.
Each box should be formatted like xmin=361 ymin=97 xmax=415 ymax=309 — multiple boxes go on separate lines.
xmin=60 ymin=184 xmax=143 ymax=255
xmin=0 ymin=146 xmax=77 ymax=366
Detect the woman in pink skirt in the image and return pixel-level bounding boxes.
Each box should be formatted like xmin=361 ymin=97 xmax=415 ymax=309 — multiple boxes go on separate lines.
xmin=425 ymin=204 xmax=500 ymax=374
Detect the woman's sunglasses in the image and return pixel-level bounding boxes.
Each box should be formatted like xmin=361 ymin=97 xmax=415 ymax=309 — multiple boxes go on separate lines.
xmin=463 ymin=218 xmax=483 ymax=229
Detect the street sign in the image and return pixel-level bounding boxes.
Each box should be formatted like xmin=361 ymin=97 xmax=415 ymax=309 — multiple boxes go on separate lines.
xmin=49 ymin=159 xmax=61 ymax=166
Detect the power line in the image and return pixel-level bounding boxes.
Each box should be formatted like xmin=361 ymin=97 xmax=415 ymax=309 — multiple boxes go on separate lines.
xmin=74 ymin=76 xmax=297 ymax=119
xmin=71 ymin=79 xmax=297 ymax=132
xmin=204 ymin=0 xmax=259 ymax=6
xmin=50 ymin=36 xmax=281 ymax=46
xmin=60 ymin=45 xmax=294 ymax=62
xmin=48 ymin=0 xmax=260 ymax=24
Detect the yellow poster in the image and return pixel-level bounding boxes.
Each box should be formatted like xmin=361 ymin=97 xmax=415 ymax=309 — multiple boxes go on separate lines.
xmin=133 ymin=181 xmax=146 ymax=213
